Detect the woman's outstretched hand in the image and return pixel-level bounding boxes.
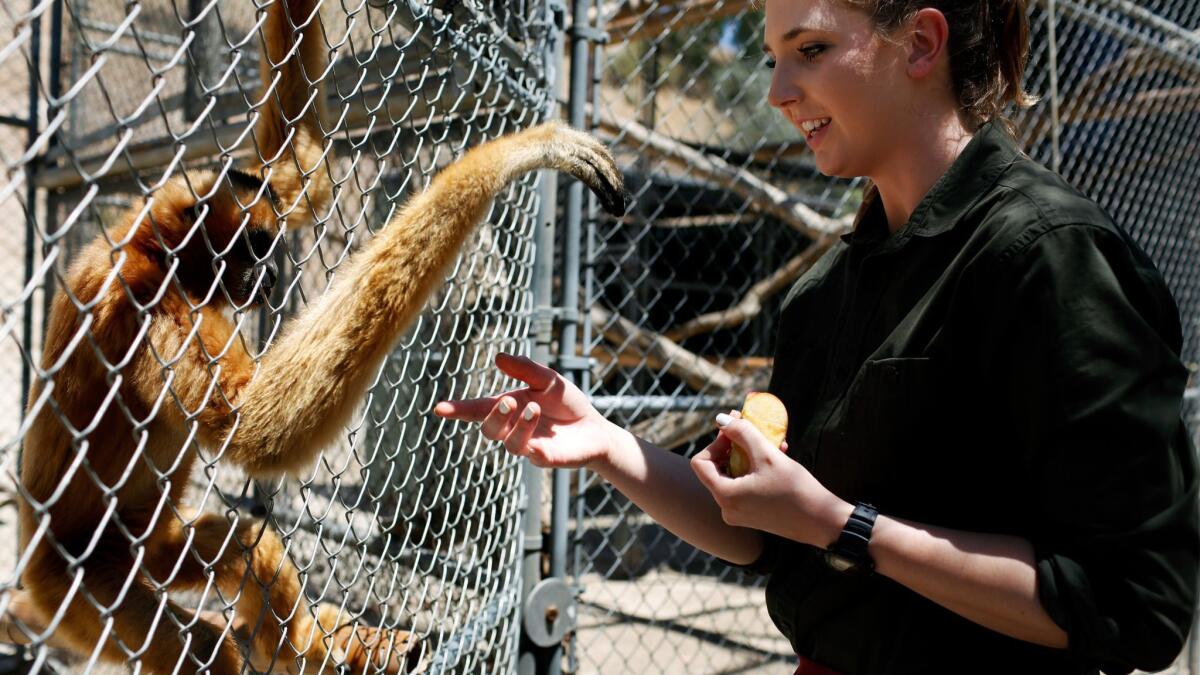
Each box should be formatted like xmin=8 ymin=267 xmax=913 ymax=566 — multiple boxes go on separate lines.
xmin=434 ymin=353 xmax=615 ymax=469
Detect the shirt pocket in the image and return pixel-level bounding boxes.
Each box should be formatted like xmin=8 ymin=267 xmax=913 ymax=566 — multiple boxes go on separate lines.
xmin=848 ymin=356 xmax=936 ymax=435
xmin=832 ymin=357 xmax=941 ymax=502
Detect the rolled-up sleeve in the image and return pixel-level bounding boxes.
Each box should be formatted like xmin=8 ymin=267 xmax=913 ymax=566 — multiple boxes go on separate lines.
xmin=998 ymin=223 xmax=1199 ymax=673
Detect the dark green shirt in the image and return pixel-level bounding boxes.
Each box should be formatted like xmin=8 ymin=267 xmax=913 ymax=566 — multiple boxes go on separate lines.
xmin=755 ymin=122 xmax=1199 ymax=674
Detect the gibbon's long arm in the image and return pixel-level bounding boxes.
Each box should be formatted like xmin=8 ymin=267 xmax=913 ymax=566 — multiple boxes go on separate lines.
xmin=253 ymin=0 xmax=331 ymax=220
xmin=212 ymin=123 xmax=625 ymax=476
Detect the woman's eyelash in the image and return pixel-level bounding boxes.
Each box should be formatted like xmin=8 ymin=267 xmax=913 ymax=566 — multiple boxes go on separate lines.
xmin=764 ymin=44 xmax=826 ymax=69
xmin=800 ymin=44 xmax=826 ymax=61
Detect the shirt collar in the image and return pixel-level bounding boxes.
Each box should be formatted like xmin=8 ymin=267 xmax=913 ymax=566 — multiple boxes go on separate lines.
xmin=841 ymin=120 xmax=1024 ymax=247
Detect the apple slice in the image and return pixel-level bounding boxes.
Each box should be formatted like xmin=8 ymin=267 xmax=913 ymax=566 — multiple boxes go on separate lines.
xmin=727 ymin=392 xmax=789 ymax=478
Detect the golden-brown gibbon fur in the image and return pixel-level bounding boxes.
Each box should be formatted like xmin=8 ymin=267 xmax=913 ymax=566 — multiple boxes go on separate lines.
xmin=12 ymin=0 xmax=628 ymax=671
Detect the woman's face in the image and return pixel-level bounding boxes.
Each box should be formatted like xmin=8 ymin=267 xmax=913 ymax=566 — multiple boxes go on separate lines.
xmin=763 ymin=0 xmax=912 ymax=178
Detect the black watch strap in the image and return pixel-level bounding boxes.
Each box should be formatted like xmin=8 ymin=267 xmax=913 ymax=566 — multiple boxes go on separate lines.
xmin=825 ymin=502 xmax=878 ymax=574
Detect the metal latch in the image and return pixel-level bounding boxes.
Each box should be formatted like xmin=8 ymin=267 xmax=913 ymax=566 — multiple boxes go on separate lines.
xmin=523 ymin=578 xmax=577 ymax=647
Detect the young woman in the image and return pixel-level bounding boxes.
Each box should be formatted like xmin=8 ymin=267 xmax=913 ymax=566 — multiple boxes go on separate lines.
xmin=436 ymin=1 xmax=1199 ymax=673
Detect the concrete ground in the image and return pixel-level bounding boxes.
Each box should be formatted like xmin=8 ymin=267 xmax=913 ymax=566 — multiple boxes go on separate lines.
xmin=573 ymin=570 xmax=792 ymax=675
xmin=570 ymin=569 xmax=1194 ymax=675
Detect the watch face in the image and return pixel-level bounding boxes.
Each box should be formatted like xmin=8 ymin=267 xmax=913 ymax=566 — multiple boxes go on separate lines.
xmin=825 ymin=551 xmax=857 ymax=573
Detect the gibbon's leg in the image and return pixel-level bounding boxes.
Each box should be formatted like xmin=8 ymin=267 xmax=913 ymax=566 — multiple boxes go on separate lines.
xmin=204 ymin=122 xmax=627 ymax=477
xmin=146 ymin=512 xmax=421 ymax=674
xmin=255 ymin=0 xmax=331 ymax=222
xmin=22 ymin=536 xmax=242 ymax=674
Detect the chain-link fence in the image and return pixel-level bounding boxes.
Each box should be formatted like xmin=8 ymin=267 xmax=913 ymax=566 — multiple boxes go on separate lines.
xmin=575 ymin=1 xmax=1200 ymax=673
xmin=3 ymin=0 xmax=1200 ymax=674
xmin=0 ymin=0 xmax=569 ymax=672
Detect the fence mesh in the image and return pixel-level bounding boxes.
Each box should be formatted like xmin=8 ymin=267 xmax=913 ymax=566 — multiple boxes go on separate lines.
xmin=576 ymin=1 xmax=1200 ymax=673
xmin=3 ymin=0 xmax=1200 ymax=674
xmin=0 ymin=0 xmax=558 ymax=673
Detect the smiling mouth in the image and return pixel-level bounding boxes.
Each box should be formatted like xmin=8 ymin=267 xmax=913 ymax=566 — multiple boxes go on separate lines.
xmin=800 ymin=117 xmax=831 ymax=138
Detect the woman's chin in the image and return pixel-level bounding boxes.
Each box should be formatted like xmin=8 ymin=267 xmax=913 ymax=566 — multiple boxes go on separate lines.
xmin=813 ymin=156 xmax=853 ymax=179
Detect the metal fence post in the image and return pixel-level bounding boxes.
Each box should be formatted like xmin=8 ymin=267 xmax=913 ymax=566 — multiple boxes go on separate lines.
xmin=548 ymin=1 xmax=603 ymax=672
xmin=19 ymin=0 xmax=44 ymax=419
xmin=520 ymin=2 xmax=570 ymax=673
xmin=185 ymin=0 xmax=222 ymax=123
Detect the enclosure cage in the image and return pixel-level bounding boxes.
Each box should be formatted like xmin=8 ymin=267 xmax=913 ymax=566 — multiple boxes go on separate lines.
xmin=0 ymin=0 xmax=1198 ymax=674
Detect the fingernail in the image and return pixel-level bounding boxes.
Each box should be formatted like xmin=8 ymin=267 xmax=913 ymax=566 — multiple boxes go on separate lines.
xmin=715 ymin=413 xmax=732 ymax=427
xmin=523 ymin=406 xmax=535 ymax=421
xmin=499 ymin=400 xmax=512 ymax=415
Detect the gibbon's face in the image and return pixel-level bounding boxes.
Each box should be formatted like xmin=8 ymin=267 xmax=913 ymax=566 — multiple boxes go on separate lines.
xmin=170 ymin=170 xmax=281 ymax=308
xmin=763 ymin=0 xmax=912 ymax=178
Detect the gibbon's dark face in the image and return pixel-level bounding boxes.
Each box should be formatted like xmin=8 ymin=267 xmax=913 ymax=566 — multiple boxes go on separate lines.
xmin=224 ymin=226 xmax=279 ymax=307
xmin=172 ymin=169 xmax=281 ymax=308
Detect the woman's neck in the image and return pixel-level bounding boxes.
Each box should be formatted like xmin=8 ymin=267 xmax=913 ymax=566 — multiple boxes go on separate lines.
xmin=871 ymin=113 xmax=974 ymax=233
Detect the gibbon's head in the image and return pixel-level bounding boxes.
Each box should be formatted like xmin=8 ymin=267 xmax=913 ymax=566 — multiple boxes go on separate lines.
xmin=130 ymin=169 xmax=283 ymax=308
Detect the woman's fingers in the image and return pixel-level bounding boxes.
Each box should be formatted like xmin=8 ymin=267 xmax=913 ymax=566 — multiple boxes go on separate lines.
xmin=481 ymin=396 xmax=520 ymax=440
xmin=434 ymin=396 xmax=498 ymax=422
xmin=690 ymin=448 xmax=728 ymax=492
xmin=495 ymin=353 xmax=557 ymax=391
xmin=504 ymin=402 xmax=541 ymax=457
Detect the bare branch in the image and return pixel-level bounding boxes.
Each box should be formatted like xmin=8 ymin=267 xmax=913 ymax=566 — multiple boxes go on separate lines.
xmin=628 ymin=368 xmax=771 ymax=450
xmin=603 ymin=0 xmax=755 ymax=44
xmin=665 ymin=237 xmax=832 ymax=342
xmin=590 ymin=306 xmax=738 ymax=391
xmin=594 ymin=111 xmax=853 ymax=240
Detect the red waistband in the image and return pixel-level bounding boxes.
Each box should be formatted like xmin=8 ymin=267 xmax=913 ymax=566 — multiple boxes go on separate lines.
xmin=794 ymin=655 xmax=842 ymax=675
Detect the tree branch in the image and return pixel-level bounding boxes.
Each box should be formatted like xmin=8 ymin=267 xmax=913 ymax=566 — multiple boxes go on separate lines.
xmin=665 ymin=237 xmax=832 ymax=342
xmin=594 ymin=111 xmax=852 ymax=240
xmin=590 ymin=306 xmax=738 ymax=392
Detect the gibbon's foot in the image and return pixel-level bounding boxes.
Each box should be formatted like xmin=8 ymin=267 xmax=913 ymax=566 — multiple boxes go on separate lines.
xmin=543 ymin=122 xmax=631 ymax=217
xmin=312 ymin=604 xmax=423 ymax=674
xmin=330 ymin=624 xmax=424 ymax=674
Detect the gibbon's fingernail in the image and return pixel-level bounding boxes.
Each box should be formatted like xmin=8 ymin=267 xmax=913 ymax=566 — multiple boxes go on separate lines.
xmin=715 ymin=413 xmax=733 ymax=428
xmin=498 ymin=400 xmax=512 ymax=415
xmin=523 ymin=406 xmax=535 ymax=421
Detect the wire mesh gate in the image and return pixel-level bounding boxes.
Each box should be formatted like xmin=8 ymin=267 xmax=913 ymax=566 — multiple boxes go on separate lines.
xmin=0 ymin=0 xmax=564 ymax=672
xmin=1 ymin=1 xmax=1200 ymax=674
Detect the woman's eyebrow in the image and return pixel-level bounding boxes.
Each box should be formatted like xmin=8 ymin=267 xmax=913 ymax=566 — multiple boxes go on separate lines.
xmin=763 ymin=25 xmax=817 ymax=52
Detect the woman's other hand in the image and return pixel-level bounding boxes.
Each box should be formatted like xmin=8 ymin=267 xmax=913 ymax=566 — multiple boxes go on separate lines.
xmin=690 ymin=416 xmax=852 ymax=548
xmin=434 ymin=353 xmax=615 ymax=469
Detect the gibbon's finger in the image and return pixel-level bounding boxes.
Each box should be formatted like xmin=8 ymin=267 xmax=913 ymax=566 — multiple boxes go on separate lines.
xmin=481 ymin=396 xmax=520 ymax=441
xmin=434 ymin=397 xmax=499 ymax=423
xmin=503 ymin=402 xmax=540 ymax=456
xmin=495 ymin=353 xmax=557 ymax=392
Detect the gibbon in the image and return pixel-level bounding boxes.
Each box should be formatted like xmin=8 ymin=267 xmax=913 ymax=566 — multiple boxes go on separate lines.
xmin=12 ymin=0 xmax=628 ymax=672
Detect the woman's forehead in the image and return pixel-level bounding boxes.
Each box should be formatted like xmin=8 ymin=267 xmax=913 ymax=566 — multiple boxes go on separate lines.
xmin=763 ymin=0 xmax=869 ymax=45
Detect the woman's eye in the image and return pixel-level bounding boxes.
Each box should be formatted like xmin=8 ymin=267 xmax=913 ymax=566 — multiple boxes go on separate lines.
xmin=799 ymin=44 xmax=826 ymax=61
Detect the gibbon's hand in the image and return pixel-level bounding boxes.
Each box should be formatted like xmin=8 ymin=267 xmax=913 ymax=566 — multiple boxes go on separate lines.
xmin=435 ymin=353 xmax=615 ymax=469
xmin=690 ymin=416 xmax=850 ymax=548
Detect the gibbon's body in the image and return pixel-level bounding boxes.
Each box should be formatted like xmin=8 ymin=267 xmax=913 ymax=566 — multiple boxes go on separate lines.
xmin=15 ymin=0 xmax=627 ymax=672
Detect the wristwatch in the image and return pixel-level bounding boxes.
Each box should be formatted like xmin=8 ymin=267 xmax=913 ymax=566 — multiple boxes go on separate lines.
xmin=824 ymin=502 xmax=878 ymax=575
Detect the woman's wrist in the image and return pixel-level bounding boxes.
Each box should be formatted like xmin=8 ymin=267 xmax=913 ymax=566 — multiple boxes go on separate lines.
xmin=814 ymin=497 xmax=855 ymax=549
xmin=586 ymin=418 xmax=632 ymax=476
xmin=779 ymin=480 xmax=853 ymax=549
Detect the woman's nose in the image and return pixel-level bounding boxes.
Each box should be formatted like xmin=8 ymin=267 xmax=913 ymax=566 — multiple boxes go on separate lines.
xmin=767 ymin=66 xmax=801 ymax=110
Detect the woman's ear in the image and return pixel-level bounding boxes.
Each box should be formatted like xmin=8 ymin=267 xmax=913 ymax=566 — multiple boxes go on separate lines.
xmin=906 ymin=8 xmax=950 ymax=80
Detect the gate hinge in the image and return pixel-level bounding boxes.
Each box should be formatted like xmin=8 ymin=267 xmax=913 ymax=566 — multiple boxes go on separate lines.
xmin=531 ymin=306 xmax=594 ymax=375
xmin=532 ymin=305 xmax=576 ymax=347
